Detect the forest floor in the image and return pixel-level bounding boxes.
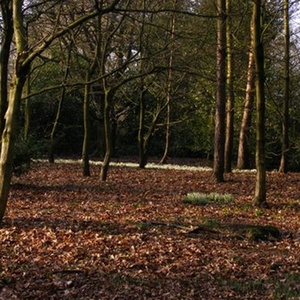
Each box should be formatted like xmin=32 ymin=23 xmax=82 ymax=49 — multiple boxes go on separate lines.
xmin=0 ymin=159 xmax=299 ymax=299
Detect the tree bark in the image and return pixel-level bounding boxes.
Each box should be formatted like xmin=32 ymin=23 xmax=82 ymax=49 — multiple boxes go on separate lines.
xmin=253 ymin=0 xmax=267 ymax=206
xmin=82 ymin=71 xmax=92 ymax=177
xmin=138 ymin=79 xmax=147 ymax=168
xmin=0 ymin=0 xmax=29 ymax=225
xmin=100 ymin=91 xmax=112 ymax=181
xmin=279 ymin=0 xmax=290 ymax=173
xmin=0 ymin=0 xmax=13 ymax=136
xmin=237 ymin=48 xmax=255 ymax=170
xmin=224 ymin=0 xmax=234 ymax=173
xmin=213 ymin=0 xmax=227 ymax=182
xmin=24 ymin=73 xmax=31 ymax=141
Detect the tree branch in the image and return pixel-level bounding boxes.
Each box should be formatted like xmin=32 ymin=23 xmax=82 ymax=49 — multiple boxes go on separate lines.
xmin=22 ymin=0 xmax=122 ymax=68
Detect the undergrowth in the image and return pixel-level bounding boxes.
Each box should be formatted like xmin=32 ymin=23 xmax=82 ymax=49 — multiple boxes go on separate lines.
xmin=182 ymin=192 xmax=233 ymax=206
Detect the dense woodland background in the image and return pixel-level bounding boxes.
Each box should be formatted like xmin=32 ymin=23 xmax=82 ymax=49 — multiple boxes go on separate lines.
xmin=1 ymin=0 xmax=300 ymax=172
xmin=0 ymin=2 xmax=300 ymax=299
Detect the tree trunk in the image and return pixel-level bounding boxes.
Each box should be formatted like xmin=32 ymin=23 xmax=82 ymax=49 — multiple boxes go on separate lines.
xmin=253 ymin=0 xmax=267 ymax=207
xmin=24 ymin=73 xmax=31 ymax=141
xmin=138 ymin=87 xmax=162 ymax=169
xmin=82 ymin=71 xmax=91 ymax=177
xmin=0 ymin=0 xmax=121 ymax=225
xmin=160 ymin=0 xmax=176 ymax=165
xmin=0 ymin=0 xmax=13 ymax=136
xmin=0 ymin=0 xmax=29 ymax=225
xmin=279 ymin=0 xmax=290 ymax=173
xmin=213 ymin=0 xmax=227 ymax=182
xmin=48 ymin=43 xmax=72 ymax=163
xmin=237 ymin=48 xmax=255 ymax=170
xmin=138 ymin=80 xmax=147 ymax=168
xmin=224 ymin=0 xmax=234 ymax=173
xmin=100 ymin=91 xmax=112 ymax=181
xmin=160 ymin=102 xmax=171 ymax=165
xmin=0 ymin=76 xmax=28 ymax=225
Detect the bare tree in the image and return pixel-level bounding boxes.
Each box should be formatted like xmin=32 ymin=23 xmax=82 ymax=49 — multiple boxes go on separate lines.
xmin=48 ymin=40 xmax=73 ymax=163
xmin=160 ymin=0 xmax=177 ymax=164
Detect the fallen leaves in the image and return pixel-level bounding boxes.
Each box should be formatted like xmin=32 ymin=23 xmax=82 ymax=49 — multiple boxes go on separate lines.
xmin=0 ymin=161 xmax=299 ymax=299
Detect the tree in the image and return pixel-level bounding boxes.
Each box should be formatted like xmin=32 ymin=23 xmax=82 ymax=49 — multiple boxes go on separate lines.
xmin=0 ymin=0 xmax=30 ymax=225
xmin=81 ymin=36 xmax=100 ymax=176
xmin=160 ymin=0 xmax=177 ymax=164
xmin=0 ymin=0 xmax=13 ymax=136
xmin=253 ymin=0 xmax=267 ymax=206
xmin=213 ymin=0 xmax=227 ymax=182
xmin=279 ymin=0 xmax=290 ymax=173
xmin=0 ymin=0 xmax=122 ymax=225
xmin=99 ymin=0 xmax=136 ymax=180
xmin=48 ymin=40 xmax=73 ymax=163
xmin=98 ymin=0 xmax=165 ymax=178
xmin=237 ymin=19 xmax=255 ymax=170
xmin=224 ymin=0 xmax=234 ymax=173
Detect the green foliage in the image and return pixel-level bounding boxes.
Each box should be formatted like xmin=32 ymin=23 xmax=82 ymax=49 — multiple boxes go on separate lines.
xmin=253 ymin=208 xmax=264 ymax=217
xmin=13 ymin=139 xmax=31 ymax=175
xmin=24 ymin=91 xmax=84 ymax=158
xmin=13 ymin=0 xmax=300 ymax=171
xmin=272 ymin=273 xmax=300 ymax=299
xmin=182 ymin=192 xmax=233 ymax=206
xmin=218 ymin=278 xmax=264 ymax=295
xmin=219 ymin=273 xmax=300 ymax=299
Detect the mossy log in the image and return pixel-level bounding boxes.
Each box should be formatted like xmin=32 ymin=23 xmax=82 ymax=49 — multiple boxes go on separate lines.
xmin=190 ymin=223 xmax=281 ymax=241
xmin=244 ymin=225 xmax=281 ymax=241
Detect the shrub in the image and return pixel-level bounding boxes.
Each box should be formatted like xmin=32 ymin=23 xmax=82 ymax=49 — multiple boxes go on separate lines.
xmin=13 ymin=139 xmax=31 ymax=175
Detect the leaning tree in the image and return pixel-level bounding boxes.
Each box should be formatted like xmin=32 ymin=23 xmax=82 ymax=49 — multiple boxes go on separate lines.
xmin=0 ymin=0 xmax=122 ymax=226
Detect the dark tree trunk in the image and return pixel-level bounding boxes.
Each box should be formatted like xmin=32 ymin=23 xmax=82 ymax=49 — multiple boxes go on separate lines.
xmin=253 ymin=0 xmax=267 ymax=207
xmin=82 ymin=71 xmax=92 ymax=177
xmin=0 ymin=0 xmax=13 ymax=136
xmin=48 ymin=42 xmax=72 ymax=163
xmin=100 ymin=91 xmax=112 ymax=181
xmin=138 ymin=80 xmax=147 ymax=169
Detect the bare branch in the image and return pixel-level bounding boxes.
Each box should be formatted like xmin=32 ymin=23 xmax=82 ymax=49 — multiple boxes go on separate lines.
xmin=22 ymin=0 xmax=122 ymax=67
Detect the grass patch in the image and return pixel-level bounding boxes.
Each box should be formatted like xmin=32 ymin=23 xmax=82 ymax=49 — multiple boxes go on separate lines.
xmin=183 ymin=192 xmax=233 ymax=206
xmin=217 ymin=274 xmax=300 ymax=299
xmin=272 ymin=273 xmax=300 ymax=299
xmin=225 ymin=279 xmax=264 ymax=294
